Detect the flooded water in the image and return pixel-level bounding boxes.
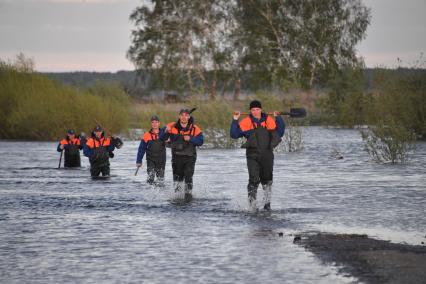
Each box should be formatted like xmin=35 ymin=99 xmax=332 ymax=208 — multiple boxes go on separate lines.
xmin=1 ymin=127 xmax=425 ymax=283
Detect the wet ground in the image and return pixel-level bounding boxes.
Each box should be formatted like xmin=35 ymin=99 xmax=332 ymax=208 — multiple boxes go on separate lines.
xmin=298 ymin=233 xmax=426 ymax=284
xmin=0 ymin=127 xmax=425 ymax=283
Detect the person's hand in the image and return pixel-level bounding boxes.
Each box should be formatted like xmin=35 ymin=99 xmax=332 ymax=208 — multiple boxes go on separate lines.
xmin=60 ymin=144 xmax=65 ymax=150
xmin=166 ymin=123 xmax=174 ymax=132
xmin=273 ymin=111 xmax=280 ymax=117
xmin=183 ymin=135 xmax=191 ymax=141
xmin=233 ymin=111 xmax=241 ymax=120
xmin=136 ymin=163 xmax=142 ymax=168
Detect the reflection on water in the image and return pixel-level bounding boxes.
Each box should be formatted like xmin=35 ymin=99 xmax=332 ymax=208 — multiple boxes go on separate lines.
xmin=0 ymin=127 xmax=424 ymax=283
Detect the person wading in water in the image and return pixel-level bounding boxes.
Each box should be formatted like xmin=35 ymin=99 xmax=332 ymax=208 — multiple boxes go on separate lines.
xmin=230 ymin=100 xmax=285 ymax=211
xmin=83 ymin=125 xmax=117 ymax=178
xmin=161 ymin=109 xmax=203 ymax=200
xmin=136 ymin=115 xmax=166 ymax=186
xmin=57 ymin=129 xmax=84 ymax=168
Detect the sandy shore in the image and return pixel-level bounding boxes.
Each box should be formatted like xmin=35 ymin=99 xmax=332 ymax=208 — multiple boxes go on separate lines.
xmin=296 ymin=233 xmax=426 ymax=284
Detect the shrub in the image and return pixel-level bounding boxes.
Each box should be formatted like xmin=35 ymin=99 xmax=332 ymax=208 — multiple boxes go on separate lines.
xmin=0 ymin=61 xmax=130 ymax=140
xmin=283 ymin=119 xmax=304 ymax=152
xmin=360 ymin=119 xmax=416 ymax=164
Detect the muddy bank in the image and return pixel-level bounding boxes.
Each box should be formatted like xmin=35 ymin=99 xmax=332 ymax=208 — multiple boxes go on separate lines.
xmin=296 ymin=233 xmax=426 ymax=283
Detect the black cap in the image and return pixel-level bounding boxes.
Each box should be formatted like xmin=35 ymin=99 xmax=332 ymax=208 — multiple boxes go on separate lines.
xmin=93 ymin=125 xmax=103 ymax=132
xmin=249 ymin=100 xmax=262 ymax=109
xmin=150 ymin=115 xmax=160 ymax=122
xmin=179 ymin=108 xmax=191 ymax=115
xmin=67 ymin=129 xmax=75 ymax=135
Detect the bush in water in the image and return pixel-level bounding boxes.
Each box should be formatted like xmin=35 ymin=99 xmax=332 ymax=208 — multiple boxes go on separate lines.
xmin=360 ymin=119 xmax=416 ymax=164
xmin=283 ymin=124 xmax=304 ymax=152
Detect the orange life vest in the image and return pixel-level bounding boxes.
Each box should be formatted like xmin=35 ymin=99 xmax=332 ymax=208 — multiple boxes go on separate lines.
xmin=239 ymin=115 xmax=277 ymax=132
xmin=86 ymin=137 xmax=111 ymax=148
xmin=142 ymin=131 xmax=160 ymax=143
xmin=167 ymin=122 xmax=202 ymax=137
xmin=59 ymin=138 xmax=81 ymax=146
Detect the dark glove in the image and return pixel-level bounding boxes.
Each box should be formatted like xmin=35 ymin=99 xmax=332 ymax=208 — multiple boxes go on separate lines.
xmin=79 ymin=135 xmax=86 ymax=145
xmin=112 ymin=136 xmax=123 ymax=149
xmin=108 ymin=151 xmax=114 ymax=158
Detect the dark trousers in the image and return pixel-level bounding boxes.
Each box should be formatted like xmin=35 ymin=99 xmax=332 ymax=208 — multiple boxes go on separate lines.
xmin=246 ymin=150 xmax=274 ymax=199
xmin=172 ymin=154 xmax=196 ymax=191
xmin=90 ymin=165 xmax=110 ymax=177
xmin=147 ymin=158 xmax=165 ymax=184
xmin=64 ymin=151 xmax=81 ymax=167
xmin=64 ymin=157 xmax=81 ymax=168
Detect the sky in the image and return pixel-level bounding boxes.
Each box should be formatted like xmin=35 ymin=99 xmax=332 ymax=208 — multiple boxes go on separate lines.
xmin=0 ymin=0 xmax=425 ymax=72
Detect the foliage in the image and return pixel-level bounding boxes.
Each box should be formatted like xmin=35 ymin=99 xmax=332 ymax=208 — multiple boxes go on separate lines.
xmin=283 ymin=119 xmax=304 ymax=152
xmin=358 ymin=63 xmax=425 ymax=163
xmin=86 ymin=81 xmax=130 ymax=135
xmin=369 ymin=67 xmax=426 ymax=139
xmin=128 ymin=0 xmax=371 ymax=94
xmin=254 ymin=92 xmax=286 ymax=111
xmin=360 ymin=120 xmax=416 ymax=164
xmin=0 ymin=59 xmax=130 ymax=140
xmin=127 ymin=0 xmax=232 ymax=98
xmin=317 ymin=64 xmax=369 ymax=127
xmin=236 ymin=0 xmax=370 ymax=88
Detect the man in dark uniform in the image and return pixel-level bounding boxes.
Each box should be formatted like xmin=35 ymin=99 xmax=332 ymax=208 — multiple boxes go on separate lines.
xmin=83 ymin=125 xmax=116 ymax=178
xmin=230 ymin=100 xmax=285 ymax=210
xmin=57 ymin=129 xmax=83 ymax=167
xmin=161 ymin=109 xmax=204 ymax=199
xmin=136 ymin=115 xmax=166 ymax=185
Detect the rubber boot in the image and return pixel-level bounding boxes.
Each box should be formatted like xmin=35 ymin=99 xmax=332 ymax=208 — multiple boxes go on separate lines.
xmin=146 ymin=168 xmax=155 ymax=185
xmin=184 ymin=183 xmax=193 ymax=202
xmin=174 ymin=180 xmax=183 ymax=193
xmin=262 ymin=182 xmax=272 ymax=211
xmin=248 ymin=183 xmax=258 ymax=211
xmin=156 ymin=177 xmax=165 ymax=188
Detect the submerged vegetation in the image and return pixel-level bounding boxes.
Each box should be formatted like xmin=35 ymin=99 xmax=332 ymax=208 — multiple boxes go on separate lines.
xmin=361 ymin=120 xmax=416 ymax=164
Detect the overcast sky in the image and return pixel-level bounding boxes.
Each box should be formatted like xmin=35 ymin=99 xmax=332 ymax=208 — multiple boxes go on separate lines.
xmin=0 ymin=0 xmax=425 ymax=72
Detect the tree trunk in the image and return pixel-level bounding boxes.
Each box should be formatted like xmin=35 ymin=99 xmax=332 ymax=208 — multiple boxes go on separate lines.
xmin=233 ymin=78 xmax=241 ymax=101
xmin=209 ymin=79 xmax=216 ymax=100
xmin=186 ymin=69 xmax=193 ymax=96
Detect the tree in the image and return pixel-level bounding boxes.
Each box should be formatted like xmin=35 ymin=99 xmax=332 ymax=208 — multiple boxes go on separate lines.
xmin=128 ymin=0 xmax=371 ymax=96
xmin=127 ymin=0 xmax=231 ymax=99
xmin=14 ymin=52 xmax=35 ymax=73
xmin=235 ymin=0 xmax=371 ymax=88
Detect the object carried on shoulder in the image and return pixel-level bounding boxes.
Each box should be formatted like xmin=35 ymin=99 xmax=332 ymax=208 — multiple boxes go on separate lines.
xmin=240 ymin=107 xmax=307 ymax=118
xmin=111 ymin=136 xmax=124 ymax=149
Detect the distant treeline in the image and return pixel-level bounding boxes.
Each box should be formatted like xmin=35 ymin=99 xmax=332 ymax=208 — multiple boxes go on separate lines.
xmin=43 ymin=68 xmax=424 ymax=97
xmin=0 ymin=61 xmax=130 ymax=141
xmin=44 ymin=69 xmax=286 ymax=98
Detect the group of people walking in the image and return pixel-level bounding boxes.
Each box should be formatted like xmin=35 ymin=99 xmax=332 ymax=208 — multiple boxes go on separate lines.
xmin=57 ymin=100 xmax=285 ymax=210
xmin=57 ymin=125 xmax=123 ymax=177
